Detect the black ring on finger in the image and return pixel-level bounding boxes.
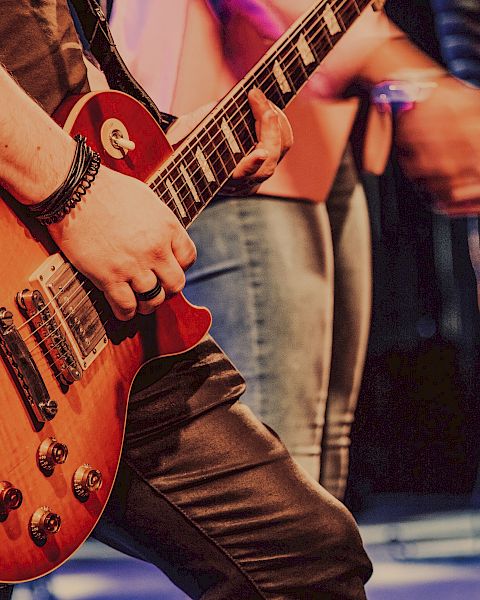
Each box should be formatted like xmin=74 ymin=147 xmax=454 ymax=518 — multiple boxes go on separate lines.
xmin=134 ymin=277 xmax=163 ymax=302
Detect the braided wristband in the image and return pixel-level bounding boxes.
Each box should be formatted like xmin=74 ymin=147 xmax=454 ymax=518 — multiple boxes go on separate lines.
xmin=28 ymin=134 xmax=101 ymax=225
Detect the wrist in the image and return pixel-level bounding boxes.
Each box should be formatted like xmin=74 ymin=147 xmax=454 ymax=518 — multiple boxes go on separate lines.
xmin=26 ymin=135 xmax=101 ymax=225
xmin=370 ymin=69 xmax=449 ymax=116
xmin=12 ymin=136 xmax=77 ymax=206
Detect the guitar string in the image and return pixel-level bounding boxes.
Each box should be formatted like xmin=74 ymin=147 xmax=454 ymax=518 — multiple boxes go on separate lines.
xmin=26 ymin=290 xmax=103 ymax=370
xmin=154 ymin=0 xmax=359 ymax=193
xmin=150 ymin=0 xmax=359 ymax=217
xmin=14 ymin=0 xmax=363 ymax=366
xmin=16 ymin=269 xmax=82 ymax=334
xmin=27 ymin=287 xmax=97 ymax=354
xmin=17 ymin=0 xmax=358 ymax=341
xmin=21 ymin=277 xmax=94 ymax=343
xmin=36 ymin=312 xmax=110 ymax=385
xmin=150 ymin=0 xmax=347 ymax=206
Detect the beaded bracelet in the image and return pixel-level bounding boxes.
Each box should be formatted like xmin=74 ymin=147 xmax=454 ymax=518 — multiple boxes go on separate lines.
xmin=28 ymin=134 xmax=101 ymax=225
xmin=370 ymin=69 xmax=448 ymax=117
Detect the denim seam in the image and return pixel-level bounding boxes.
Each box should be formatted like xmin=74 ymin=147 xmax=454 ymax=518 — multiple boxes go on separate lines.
xmin=123 ymin=457 xmax=268 ymax=600
xmin=236 ymin=201 xmax=269 ymax=417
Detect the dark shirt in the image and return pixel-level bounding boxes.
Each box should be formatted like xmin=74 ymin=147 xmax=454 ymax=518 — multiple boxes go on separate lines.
xmin=0 ymin=0 xmax=88 ymax=115
xmin=431 ymin=0 xmax=480 ymax=86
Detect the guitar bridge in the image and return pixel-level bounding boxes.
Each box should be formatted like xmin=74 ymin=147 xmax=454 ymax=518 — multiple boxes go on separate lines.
xmin=0 ymin=308 xmax=57 ymax=423
xmin=22 ymin=254 xmax=108 ymax=378
xmin=17 ymin=289 xmax=82 ymax=386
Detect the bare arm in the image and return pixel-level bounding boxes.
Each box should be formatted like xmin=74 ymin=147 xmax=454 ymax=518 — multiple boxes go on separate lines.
xmin=0 ymin=67 xmax=76 ymax=204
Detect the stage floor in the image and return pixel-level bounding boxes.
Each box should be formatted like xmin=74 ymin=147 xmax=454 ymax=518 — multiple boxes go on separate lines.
xmin=12 ymin=509 xmax=480 ymax=599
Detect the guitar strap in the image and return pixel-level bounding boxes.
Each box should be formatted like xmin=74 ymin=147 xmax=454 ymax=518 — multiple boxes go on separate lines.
xmin=68 ymin=0 xmax=177 ymax=133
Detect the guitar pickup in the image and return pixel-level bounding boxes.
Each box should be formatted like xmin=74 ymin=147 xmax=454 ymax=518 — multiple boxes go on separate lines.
xmin=23 ymin=253 xmax=108 ymax=376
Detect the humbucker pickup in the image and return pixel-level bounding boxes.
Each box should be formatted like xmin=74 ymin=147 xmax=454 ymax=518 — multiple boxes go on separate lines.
xmin=21 ymin=253 xmax=108 ymax=379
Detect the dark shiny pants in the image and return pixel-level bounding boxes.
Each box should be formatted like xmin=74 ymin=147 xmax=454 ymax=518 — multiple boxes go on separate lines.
xmin=3 ymin=338 xmax=372 ymax=599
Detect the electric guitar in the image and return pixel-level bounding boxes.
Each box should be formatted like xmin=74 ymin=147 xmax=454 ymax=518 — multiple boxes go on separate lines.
xmin=0 ymin=0 xmax=376 ymax=582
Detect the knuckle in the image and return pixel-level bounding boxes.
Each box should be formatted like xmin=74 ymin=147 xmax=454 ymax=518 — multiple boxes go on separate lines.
xmin=152 ymin=244 xmax=169 ymax=262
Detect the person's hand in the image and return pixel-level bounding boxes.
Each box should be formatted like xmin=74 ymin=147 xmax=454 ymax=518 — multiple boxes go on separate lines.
xmin=168 ymin=88 xmax=293 ymax=196
xmin=393 ymin=76 xmax=480 ymax=216
xmin=223 ymin=88 xmax=293 ymax=195
xmin=47 ymin=165 xmax=196 ymax=321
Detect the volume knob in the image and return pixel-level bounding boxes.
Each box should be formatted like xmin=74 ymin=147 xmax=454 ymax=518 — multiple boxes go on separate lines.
xmin=30 ymin=506 xmax=61 ymax=546
xmin=38 ymin=437 xmax=68 ymax=474
xmin=73 ymin=464 xmax=102 ymax=501
xmin=0 ymin=481 xmax=23 ymax=520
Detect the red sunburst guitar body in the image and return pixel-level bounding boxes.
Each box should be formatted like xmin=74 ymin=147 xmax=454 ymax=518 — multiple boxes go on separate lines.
xmin=0 ymin=91 xmax=211 ymax=583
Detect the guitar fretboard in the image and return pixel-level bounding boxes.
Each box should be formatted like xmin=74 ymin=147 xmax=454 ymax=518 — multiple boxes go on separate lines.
xmin=148 ymin=0 xmax=372 ymax=227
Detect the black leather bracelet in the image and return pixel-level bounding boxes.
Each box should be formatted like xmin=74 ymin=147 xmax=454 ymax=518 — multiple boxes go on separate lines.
xmin=27 ymin=134 xmax=101 ymax=225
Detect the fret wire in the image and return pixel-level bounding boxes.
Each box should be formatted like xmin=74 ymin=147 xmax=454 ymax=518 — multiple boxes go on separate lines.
xmin=173 ymin=169 xmax=201 ymax=222
xmin=158 ymin=16 xmax=329 ymax=191
xmin=152 ymin=0 xmax=371 ymax=219
xmin=210 ymin=114 xmax=241 ymax=173
xmin=202 ymin=118 xmax=237 ymax=184
xmin=169 ymin=171 xmax=192 ymax=218
xmin=160 ymin=90 xmax=257 ymax=209
xmin=156 ymin=22 xmax=331 ymax=195
xmin=154 ymin=6 xmax=353 ymax=218
xmin=224 ymin=97 xmax=256 ymax=153
xmin=155 ymin=0 xmax=358 ymax=194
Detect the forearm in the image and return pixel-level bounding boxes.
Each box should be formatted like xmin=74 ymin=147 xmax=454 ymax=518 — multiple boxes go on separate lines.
xmin=0 ymin=65 xmax=75 ymax=205
xmin=260 ymin=2 xmax=446 ymax=95
xmin=316 ymin=10 xmax=447 ymax=95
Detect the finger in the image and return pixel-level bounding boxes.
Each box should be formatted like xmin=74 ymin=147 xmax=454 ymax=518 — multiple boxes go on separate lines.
xmin=268 ymin=101 xmax=294 ymax=157
xmin=171 ymin=228 xmax=197 ymax=271
xmin=103 ymin=282 xmax=137 ymax=321
xmin=130 ymin=270 xmax=166 ymax=315
xmin=248 ymin=88 xmax=285 ymax=165
xmin=231 ymin=148 xmax=269 ymax=180
xmin=256 ymin=103 xmax=283 ymax=166
xmin=151 ymin=252 xmax=186 ymax=297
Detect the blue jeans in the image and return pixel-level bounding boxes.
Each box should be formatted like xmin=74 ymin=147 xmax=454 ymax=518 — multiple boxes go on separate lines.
xmin=185 ymin=149 xmax=371 ymax=496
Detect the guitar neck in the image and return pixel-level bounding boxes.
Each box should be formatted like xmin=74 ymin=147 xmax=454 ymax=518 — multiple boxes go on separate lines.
xmin=148 ymin=0 xmax=372 ymax=227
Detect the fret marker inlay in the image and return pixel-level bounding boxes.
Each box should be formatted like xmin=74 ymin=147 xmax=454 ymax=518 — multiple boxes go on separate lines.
xmin=273 ymin=60 xmax=291 ymax=94
xmin=147 ymin=0 xmax=372 ymax=229
xmin=221 ymin=118 xmax=241 ymax=154
xmin=322 ymin=4 xmax=341 ymax=36
xmin=180 ymin=164 xmax=200 ymax=203
xmin=166 ymin=178 xmax=187 ymax=218
xmin=297 ymin=34 xmax=315 ymax=66
xmin=195 ymin=148 xmax=215 ymax=183
xmin=165 ymin=179 xmax=187 ymax=219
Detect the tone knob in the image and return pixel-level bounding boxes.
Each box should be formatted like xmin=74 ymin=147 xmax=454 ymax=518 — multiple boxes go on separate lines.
xmin=29 ymin=506 xmax=61 ymax=546
xmin=0 ymin=481 xmax=23 ymax=519
xmin=73 ymin=464 xmax=102 ymax=501
xmin=37 ymin=437 xmax=68 ymax=474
